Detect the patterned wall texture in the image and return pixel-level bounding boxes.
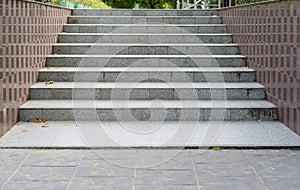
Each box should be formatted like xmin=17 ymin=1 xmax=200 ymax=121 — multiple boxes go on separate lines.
xmin=219 ymin=0 xmax=300 ymax=135
xmin=0 ymin=0 xmax=71 ymax=136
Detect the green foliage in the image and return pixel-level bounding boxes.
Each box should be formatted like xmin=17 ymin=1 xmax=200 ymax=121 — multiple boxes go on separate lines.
xmin=103 ymin=0 xmax=136 ymax=8
xmin=51 ymin=0 xmax=111 ymax=8
xmin=103 ymin=0 xmax=176 ymax=9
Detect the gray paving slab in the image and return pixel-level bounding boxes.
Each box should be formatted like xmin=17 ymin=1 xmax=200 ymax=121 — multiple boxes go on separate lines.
xmin=2 ymin=181 xmax=69 ymax=190
xmin=11 ymin=166 xmax=76 ymax=181
xmin=0 ymin=149 xmax=299 ymax=189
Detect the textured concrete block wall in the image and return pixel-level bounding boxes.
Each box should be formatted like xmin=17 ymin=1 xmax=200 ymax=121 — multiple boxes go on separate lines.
xmin=219 ymin=0 xmax=300 ymax=135
xmin=0 ymin=0 xmax=71 ymax=136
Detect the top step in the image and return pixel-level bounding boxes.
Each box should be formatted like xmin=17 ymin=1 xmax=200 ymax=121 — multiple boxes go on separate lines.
xmin=72 ymin=9 xmax=219 ymax=17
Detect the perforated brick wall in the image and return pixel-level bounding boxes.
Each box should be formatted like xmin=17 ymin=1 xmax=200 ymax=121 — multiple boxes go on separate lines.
xmin=0 ymin=0 xmax=71 ymax=136
xmin=219 ymin=0 xmax=300 ymax=135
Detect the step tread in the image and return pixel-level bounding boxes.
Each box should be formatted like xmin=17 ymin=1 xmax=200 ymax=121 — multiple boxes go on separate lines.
xmin=52 ymin=43 xmax=239 ymax=48
xmin=31 ymin=82 xmax=264 ymax=89
xmin=48 ymin=54 xmax=245 ymax=58
xmin=64 ymin=24 xmax=227 ymax=26
xmin=68 ymin=16 xmax=221 ymax=18
xmin=40 ymin=67 xmax=254 ymax=72
xmin=1 ymin=121 xmax=299 ymax=148
xmin=59 ymin=33 xmax=232 ymax=36
xmin=53 ymin=43 xmax=238 ymax=46
xmin=21 ymin=100 xmax=276 ymax=109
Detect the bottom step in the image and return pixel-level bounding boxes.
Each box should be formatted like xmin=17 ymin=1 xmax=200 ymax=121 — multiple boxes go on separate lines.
xmin=0 ymin=121 xmax=300 ymax=148
xmin=19 ymin=100 xmax=278 ymax=121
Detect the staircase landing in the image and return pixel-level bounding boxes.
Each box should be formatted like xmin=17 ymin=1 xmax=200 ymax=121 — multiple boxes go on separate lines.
xmin=1 ymin=121 xmax=300 ymax=148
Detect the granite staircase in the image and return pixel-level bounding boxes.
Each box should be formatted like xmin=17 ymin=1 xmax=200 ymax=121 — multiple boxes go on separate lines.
xmin=6 ymin=9 xmax=299 ymax=148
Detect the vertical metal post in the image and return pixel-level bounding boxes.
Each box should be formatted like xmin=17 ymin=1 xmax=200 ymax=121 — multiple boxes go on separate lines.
xmin=176 ymin=0 xmax=180 ymax=9
xmin=194 ymin=0 xmax=197 ymax=9
xmin=229 ymin=0 xmax=232 ymax=7
xmin=218 ymin=0 xmax=221 ymax=8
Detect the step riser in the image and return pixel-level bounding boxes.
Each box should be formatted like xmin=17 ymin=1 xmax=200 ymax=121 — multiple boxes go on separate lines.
xmin=67 ymin=17 xmax=222 ymax=24
xmin=63 ymin=25 xmax=228 ymax=34
xmin=19 ymin=108 xmax=278 ymax=121
xmin=72 ymin=10 xmax=219 ymax=16
xmin=58 ymin=35 xmax=232 ymax=44
xmin=52 ymin=46 xmax=239 ymax=55
xmin=30 ymin=88 xmax=265 ymax=100
xmin=46 ymin=57 xmax=246 ymax=67
xmin=38 ymin=72 xmax=255 ymax=82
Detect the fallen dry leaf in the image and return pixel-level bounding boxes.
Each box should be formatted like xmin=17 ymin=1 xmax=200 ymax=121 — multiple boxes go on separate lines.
xmin=22 ymin=130 xmax=28 ymax=133
xmin=34 ymin=118 xmax=43 ymax=123
xmin=41 ymin=122 xmax=49 ymax=128
xmin=44 ymin=81 xmax=54 ymax=86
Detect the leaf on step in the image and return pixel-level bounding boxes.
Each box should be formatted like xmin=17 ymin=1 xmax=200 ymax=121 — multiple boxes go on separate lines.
xmin=41 ymin=122 xmax=49 ymax=128
xmin=223 ymin=41 xmax=230 ymax=44
xmin=62 ymin=32 xmax=67 ymax=34
xmin=245 ymin=66 xmax=251 ymax=70
xmin=258 ymin=119 xmax=262 ymax=122
xmin=22 ymin=130 xmax=28 ymax=133
xmin=212 ymin=146 xmax=222 ymax=150
xmin=16 ymin=122 xmax=22 ymax=126
xmin=46 ymin=66 xmax=51 ymax=70
xmin=44 ymin=81 xmax=54 ymax=86
xmin=34 ymin=118 xmax=44 ymax=123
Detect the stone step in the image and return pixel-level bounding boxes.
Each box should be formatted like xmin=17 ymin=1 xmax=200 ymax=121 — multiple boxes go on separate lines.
xmin=46 ymin=55 xmax=246 ymax=67
xmin=30 ymin=82 xmax=265 ymax=100
xmin=19 ymin=100 xmax=278 ymax=121
xmin=58 ymin=33 xmax=232 ymax=44
xmin=63 ymin=24 xmax=228 ymax=33
xmin=52 ymin=43 xmax=239 ymax=55
xmin=2 ymin=121 xmax=300 ymax=148
xmin=67 ymin=16 xmax=222 ymax=24
xmin=72 ymin=9 xmax=219 ymax=16
xmin=38 ymin=67 xmax=255 ymax=82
